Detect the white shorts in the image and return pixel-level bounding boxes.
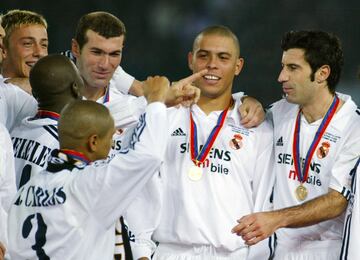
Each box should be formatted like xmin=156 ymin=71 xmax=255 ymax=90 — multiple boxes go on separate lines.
xmin=274 ymin=240 xmax=342 ymax=260
xmin=153 ymin=243 xmax=248 ymax=260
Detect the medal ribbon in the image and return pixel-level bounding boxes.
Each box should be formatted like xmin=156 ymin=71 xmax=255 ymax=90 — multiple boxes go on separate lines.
xmin=190 ymin=101 xmax=232 ymax=166
xmin=292 ymin=95 xmax=339 ymax=184
xmin=60 ymin=149 xmax=91 ymax=165
xmin=32 ymin=110 xmax=60 ymax=121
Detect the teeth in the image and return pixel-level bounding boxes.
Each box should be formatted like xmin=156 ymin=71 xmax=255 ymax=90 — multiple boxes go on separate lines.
xmin=204 ymin=75 xmax=220 ymax=80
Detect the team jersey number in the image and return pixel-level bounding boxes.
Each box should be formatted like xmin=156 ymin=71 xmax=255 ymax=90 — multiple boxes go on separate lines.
xmin=22 ymin=213 xmax=50 ymax=259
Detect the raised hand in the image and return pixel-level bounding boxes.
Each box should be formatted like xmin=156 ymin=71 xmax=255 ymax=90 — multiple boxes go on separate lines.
xmin=165 ymin=69 xmax=207 ymax=107
xmin=143 ymin=76 xmax=170 ymax=104
xmin=238 ymin=96 xmax=265 ymax=128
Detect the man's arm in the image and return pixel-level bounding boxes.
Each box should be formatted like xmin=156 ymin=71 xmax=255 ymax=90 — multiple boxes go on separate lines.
xmin=237 ymin=95 xmax=265 ymax=128
xmin=0 ymin=242 xmax=5 ymax=260
xmin=128 ymin=79 xmax=144 ymax=97
xmin=232 ymin=189 xmax=347 ymax=245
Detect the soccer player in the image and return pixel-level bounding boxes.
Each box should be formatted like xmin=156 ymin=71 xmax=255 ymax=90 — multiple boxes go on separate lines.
xmin=0 ymin=10 xmax=44 ymax=130
xmin=0 ymin=123 xmax=16 ymax=260
xmin=10 ymin=54 xmax=84 ymax=188
xmin=126 ymin=25 xmax=274 ymax=260
xmin=232 ymin=30 xmax=360 ymax=260
xmin=340 ymin=158 xmax=360 ymax=260
xmin=7 ymin=73 xmax=171 ymax=259
xmin=70 ymin=11 xmax=265 ymax=129
xmin=1 ymin=9 xmax=48 ymax=93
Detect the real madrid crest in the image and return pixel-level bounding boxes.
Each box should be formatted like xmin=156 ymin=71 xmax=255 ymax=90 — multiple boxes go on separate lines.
xmin=316 ymin=141 xmax=330 ymax=159
xmin=229 ymin=134 xmax=243 ymax=150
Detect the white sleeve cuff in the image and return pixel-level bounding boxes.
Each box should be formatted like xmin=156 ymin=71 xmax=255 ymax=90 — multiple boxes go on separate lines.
xmin=110 ymin=66 xmax=135 ymax=94
xmin=131 ymin=238 xmax=157 ymax=260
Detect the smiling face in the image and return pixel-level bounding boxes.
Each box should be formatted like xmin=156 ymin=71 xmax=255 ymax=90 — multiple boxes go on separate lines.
xmin=188 ymin=33 xmax=243 ymax=101
xmin=72 ymin=29 xmax=123 ymax=91
xmin=2 ymin=24 xmax=48 ymax=78
xmin=278 ymin=48 xmax=316 ymax=105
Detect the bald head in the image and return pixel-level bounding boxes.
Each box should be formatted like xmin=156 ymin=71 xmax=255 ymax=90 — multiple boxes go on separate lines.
xmin=30 ymin=54 xmax=84 ymax=112
xmin=58 ymin=100 xmax=115 ymax=160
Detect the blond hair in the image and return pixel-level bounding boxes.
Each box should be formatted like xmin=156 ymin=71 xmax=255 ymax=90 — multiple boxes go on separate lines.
xmin=1 ymin=9 xmax=47 ymax=47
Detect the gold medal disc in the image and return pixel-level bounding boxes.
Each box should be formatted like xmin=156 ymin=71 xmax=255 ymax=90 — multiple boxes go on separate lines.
xmin=295 ymin=185 xmax=308 ymax=201
xmin=188 ymin=166 xmax=202 ymax=181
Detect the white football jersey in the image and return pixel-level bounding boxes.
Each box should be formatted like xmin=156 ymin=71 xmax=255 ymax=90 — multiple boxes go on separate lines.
xmin=0 ymin=123 xmax=16 ymax=250
xmin=0 ymin=79 xmax=37 ymax=131
xmin=270 ymin=94 xmax=360 ymax=248
xmin=110 ymin=66 xmax=135 ymax=95
xmin=126 ymin=97 xmax=274 ymax=258
xmin=340 ymin=158 xmax=360 ymax=260
xmin=10 ymin=113 xmax=60 ymax=189
xmin=7 ymin=102 xmax=167 ymax=260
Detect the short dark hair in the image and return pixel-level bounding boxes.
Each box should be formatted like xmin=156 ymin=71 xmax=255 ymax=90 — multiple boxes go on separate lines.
xmin=74 ymin=11 xmax=126 ymax=50
xmin=281 ymin=30 xmax=343 ymax=93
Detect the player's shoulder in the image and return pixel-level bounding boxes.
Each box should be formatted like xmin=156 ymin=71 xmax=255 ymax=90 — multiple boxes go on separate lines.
xmin=0 ymin=79 xmax=36 ymax=103
xmin=267 ymin=98 xmax=297 ymax=124
xmin=12 ymin=118 xmax=59 ymax=141
xmin=336 ymin=93 xmax=360 ymax=127
xmin=166 ymin=105 xmax=188 ymax=116
xmin=0 ymin=122 xmax=11 ymax=145
xmin=268 ymin=98 xmax=295 ymax=113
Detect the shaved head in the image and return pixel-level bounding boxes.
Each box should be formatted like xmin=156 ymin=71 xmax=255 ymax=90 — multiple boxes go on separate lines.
xmin=58 ymin=100 xmax=114 ymax=153
xmin=30 ymin=54 xmax=84 ymax=112
xmin=193 ymin=25 xmax=240 ymax=58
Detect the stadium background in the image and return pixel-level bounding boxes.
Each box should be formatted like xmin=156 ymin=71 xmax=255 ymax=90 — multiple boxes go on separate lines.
xmin=1 ymin=0 xmax=359 ymax=106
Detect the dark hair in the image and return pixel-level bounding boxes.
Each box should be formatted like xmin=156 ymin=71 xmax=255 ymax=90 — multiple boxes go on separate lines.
xmin=74 ymin=11 xmax=126 ymax=50
xmin=281 ymin=30 xmax=343 ymax=93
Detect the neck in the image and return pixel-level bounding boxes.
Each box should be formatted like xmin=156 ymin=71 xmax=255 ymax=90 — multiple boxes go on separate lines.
xmin=1 ymin=66 xmax=17 ymax=78
xmin=38 ymin=98 xmax=73 ymax=115
xmin=60 ymin=148 xmax=91 ymax=164
xmin=197 ymin=94 xmax=233 ymax=115
xmin=60 ymin=146 xmax=93 ymax=163
xmin=83 ymin=84 xmax=106 ymax=101
xmin=301 ymin=91 xmax=341 ymax=123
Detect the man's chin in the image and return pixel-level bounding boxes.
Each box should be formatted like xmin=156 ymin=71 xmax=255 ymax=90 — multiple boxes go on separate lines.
xmin=93 ymin=78 xmax=111 ymax=88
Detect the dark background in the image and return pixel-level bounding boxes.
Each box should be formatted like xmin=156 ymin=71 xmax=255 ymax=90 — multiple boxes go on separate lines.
xmin=1 ymin=1 xmax=359 ymax=106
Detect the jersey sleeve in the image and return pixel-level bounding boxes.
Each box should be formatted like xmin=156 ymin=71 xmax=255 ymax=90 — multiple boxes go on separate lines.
xmin=0 ymin=82 xmax=37 ymax=131
xmin=124 ymin=171 xmax=164 ymax=259
xmin=329 ymin=122 xmax=360 ymax=198
xmin=70 ymin=102 xmax=168 ymax=228
xmin=104 ymin=95 xmax=147 ymax=129
xmin=110 ymin=66 xmax=135 ymax=95
xmin=341 ymin=160 xmax=360 ymax=259
xmin=252 ymin=121 xmax=275 ymax=212
xmin=0 ymin=124 xmax=17 ymax=248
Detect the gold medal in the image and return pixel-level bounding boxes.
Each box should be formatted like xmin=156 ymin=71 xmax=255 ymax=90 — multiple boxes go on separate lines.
xmin=295 ymin=184 xmax=308 ymax=201
xmin=188 ymin=166 xmax=202 ymax=181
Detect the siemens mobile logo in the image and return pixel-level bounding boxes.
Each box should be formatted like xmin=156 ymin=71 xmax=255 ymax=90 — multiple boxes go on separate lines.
xmin=179 ymin=142 xmax=231 ymax=161
xmin=278 ymin=153 xmax=322 ymax=187
xmin=179 ymin=142 xmax=232 ymax=175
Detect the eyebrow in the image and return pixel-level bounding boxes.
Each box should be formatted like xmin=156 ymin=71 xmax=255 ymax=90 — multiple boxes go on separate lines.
xmin=90 ymin=47 xmax=121 ymax=53
xmin=197 ymin=49 xmax=232 ymax=56
xmin=19 ymin=36 xmax=48 ymax=41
